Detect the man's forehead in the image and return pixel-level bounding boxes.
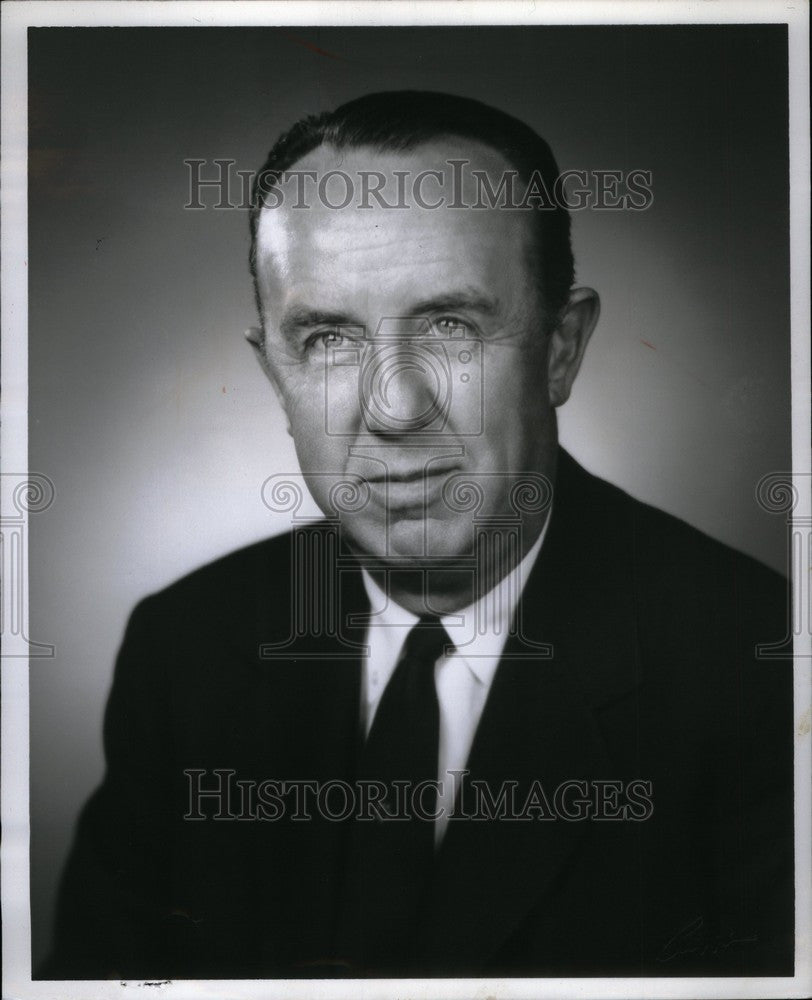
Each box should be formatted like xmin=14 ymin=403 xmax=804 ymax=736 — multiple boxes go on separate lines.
xmin=254 ymin=137 xmax=532 ymax=279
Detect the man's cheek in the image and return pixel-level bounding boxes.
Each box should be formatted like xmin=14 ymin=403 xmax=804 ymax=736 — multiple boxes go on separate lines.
xmin=279 ymin=369 xmax=327 ymax=425
xmin=288 ymin=415 xmax=329 ymax=467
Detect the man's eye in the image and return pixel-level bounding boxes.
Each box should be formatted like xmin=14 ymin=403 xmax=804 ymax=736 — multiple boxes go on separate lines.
xmin=307 ymin=329 xmax=344 ymax=349
xmin=435 ymin=317 xmax=468 ymax=335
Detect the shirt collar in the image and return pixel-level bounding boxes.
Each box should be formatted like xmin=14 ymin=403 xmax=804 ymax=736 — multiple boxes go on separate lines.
xmin=361 ymin=510 xmax=549 ymax=686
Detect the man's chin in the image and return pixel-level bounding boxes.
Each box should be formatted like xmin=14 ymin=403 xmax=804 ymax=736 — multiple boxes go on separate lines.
xmin=344 ymin=514 xmax=473 ymax=567
xmin=389 ymin=515 xmax=474 ymax=560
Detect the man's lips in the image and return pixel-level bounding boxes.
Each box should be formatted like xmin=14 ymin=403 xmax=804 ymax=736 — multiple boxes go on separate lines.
xmin=358 ymin=463 xmax=461 ymax=512
xmin=362 ymin=462 xmax=460 ymax=485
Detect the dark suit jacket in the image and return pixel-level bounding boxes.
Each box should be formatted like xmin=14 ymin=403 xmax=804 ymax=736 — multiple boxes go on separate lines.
xmin=43 ymin=450 xmax=794 ymax=979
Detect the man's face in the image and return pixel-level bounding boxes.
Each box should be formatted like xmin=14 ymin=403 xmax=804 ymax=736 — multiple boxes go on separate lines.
xmin=252 ymin=139 xmax=596 ymax=569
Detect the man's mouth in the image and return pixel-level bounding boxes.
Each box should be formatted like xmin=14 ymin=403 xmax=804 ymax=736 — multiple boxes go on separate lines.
xmin=363 ymin=460 xmax=459 ymax=484
xmin=361 ymin=462 xmax=460 ymax=511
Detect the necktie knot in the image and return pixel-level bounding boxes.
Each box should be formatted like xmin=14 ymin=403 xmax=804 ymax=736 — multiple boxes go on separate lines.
xmin=401 ymin=614 xmax=453 ymax=668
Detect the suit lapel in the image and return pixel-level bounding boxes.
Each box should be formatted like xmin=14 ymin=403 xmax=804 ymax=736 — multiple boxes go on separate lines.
xmin=417 ymin=450 xmax=644 ymax=972
xmin=246 ymin=533 xmax=369 ymax=774
xmin=245 ymin=541 xmax=369 ymax=968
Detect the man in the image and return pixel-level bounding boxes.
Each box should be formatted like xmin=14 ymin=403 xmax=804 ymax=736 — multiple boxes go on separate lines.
xmin=45 ymin=91 xmax=794 ymax=979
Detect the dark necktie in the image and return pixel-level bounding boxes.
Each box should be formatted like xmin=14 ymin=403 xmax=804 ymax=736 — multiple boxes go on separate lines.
xmin=338 ymin=615 xmax=452 ymax=975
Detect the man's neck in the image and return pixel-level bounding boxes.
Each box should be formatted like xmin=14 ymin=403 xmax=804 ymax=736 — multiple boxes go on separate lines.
xmin=363 ymin=508 xmax=551 ymax=616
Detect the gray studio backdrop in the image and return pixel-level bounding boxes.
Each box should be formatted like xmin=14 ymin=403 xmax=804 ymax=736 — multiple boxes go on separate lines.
xmin=29 ymin=26 xmax=790 ymax=967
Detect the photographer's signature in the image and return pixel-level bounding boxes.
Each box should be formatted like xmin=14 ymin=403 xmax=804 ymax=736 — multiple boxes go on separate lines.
xmin=657 ymin=915 xmax=757 ymax=963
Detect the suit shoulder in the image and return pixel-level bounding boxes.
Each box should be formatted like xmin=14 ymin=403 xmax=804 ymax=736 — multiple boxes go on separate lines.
xmin=624 ymin=485 xmax=784 ymax=600
xmin=573 ymin=457 xmax=784 ymax=593
xmin=557 ymin=453 xmax=787 ymax=652
xmin=157 ymin=531 xmax=292 ymax=596
xmin=130 ymin=529 xmax=308 ymax=631
xmin=118 ymin=527 xmax=340 ymax=664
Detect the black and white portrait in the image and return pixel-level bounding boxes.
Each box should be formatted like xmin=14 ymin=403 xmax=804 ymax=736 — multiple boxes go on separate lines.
xmin=2 ymin=4 xmax=808 ymax=997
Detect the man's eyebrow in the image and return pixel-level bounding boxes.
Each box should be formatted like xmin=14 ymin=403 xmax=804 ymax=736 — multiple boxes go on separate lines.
xmin=278 ymin=292 xmax=500 ymax=338
xmin=279 ymin=306 xmax=362 ymax=339
xmin=407 ymin=292 xmax=500 ymax=317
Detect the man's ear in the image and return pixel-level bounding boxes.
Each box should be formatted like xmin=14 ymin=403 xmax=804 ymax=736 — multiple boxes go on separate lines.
xmin=244 ymin=326 xmax=292 ymax=434
xmin=546 ymin=287 xmax=600 ymax=408
xmin=245 ymin=325 xmax=269 ymax=372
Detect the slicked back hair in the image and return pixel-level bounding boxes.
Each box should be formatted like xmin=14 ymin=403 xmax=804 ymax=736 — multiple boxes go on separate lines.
xmin=249 ymin=90 xmax=574 ymax=328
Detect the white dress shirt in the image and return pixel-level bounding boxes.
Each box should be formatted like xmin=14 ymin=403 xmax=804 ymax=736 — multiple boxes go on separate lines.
xmin=360 ymin=519 xmax=548 ymax=842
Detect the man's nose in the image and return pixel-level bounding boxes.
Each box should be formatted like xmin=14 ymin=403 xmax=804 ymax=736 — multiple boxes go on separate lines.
xmin=359 ymin=343 xmax=449 ymax=435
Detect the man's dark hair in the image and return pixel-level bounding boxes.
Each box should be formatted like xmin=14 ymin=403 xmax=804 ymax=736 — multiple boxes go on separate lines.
xmin=249 ymin=90 xmax=574 ymax=326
